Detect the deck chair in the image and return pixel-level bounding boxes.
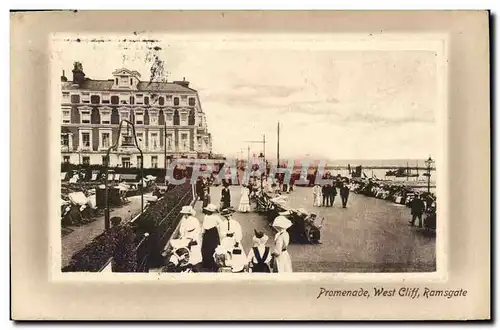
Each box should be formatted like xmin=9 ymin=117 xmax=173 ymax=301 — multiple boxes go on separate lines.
xmin=69 ymin=174 xmax=79 ymax=184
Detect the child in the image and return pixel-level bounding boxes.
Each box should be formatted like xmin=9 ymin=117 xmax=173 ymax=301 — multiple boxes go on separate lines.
xmin=246 ymin=230 xmax=272 ymax=273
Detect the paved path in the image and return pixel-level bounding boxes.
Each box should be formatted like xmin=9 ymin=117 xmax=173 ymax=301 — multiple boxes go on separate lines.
xmin=61 ymin=194 xmax=149 ymax=268
xmin=197 ymin=185 xmax=435 ymax=272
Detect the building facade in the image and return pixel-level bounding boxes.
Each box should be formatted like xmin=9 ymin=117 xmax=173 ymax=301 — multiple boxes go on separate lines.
xmin=60 ymin=63 xmax=213 ymax=169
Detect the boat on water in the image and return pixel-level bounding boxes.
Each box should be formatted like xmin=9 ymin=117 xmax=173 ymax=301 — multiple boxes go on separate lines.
xmin=385 ymin=167 xmax=419 ymax=178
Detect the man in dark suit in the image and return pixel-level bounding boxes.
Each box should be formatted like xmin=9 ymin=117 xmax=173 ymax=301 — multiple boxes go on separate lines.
xmin=340 ymin=181 xmax=350 ymax=208
xmin=409 ymin=193 xmax=426 ymax=228
xmin=195 ymin=177 xmax=204 ymax=202
xmin=322 ymin=184 xmax=329 ymax=207
xmin=328 ymin=182 xmax=337 ymax=207
xmin=220 ymin=181 xmax=231 ymax=210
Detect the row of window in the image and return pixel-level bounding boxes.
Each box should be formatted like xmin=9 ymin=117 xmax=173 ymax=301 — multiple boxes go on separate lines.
xmin=63 ymin=155 xmax=157 ymax=168
xmin=62 ymin=107 xmax=202 ymax=127
xmin=61 ymin=130 xmax=209 ymax=152
xmin=62 ymin=92 xmax=196 ymax=106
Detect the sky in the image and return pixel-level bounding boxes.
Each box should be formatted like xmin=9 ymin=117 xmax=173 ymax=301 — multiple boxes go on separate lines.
xmin=52 ymin=34 xmax=439 ymax=161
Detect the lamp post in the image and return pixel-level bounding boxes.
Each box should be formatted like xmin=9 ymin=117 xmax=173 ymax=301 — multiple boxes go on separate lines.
xmin=104 ymin=120 xmax=144 ymax=230
xmin=424 ymin=156 xmax=434 ymax=193
xmin=245 ymin=135 xmax=267 ymax=189
xmin=164 ymin=122 xmax=167 ymax=184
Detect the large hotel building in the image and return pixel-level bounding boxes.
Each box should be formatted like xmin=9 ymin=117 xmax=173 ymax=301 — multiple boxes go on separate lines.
xmin=60 ymin=62 xmax=213 ymax=169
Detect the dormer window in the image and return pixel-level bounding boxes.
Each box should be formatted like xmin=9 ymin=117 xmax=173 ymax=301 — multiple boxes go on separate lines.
xmin=112 ymin=68 xmax=141 ymax=90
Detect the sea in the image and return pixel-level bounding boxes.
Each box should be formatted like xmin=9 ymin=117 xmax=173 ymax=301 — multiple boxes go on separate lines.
xmin=288 ymin=158 xmax=437 ymax=193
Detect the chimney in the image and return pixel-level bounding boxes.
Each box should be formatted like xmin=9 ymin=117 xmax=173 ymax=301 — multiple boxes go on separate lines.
xmin=173 ymin=77 xmax=190 ymax=88
xmin=72 ymin=62 xmax=86 ymax=86
xmin=60 ymin=70 xmax=68 ymax=82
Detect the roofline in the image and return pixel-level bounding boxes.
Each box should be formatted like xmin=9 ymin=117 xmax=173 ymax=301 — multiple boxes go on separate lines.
xmin=61 ymin=80 xmax=198 ymax=93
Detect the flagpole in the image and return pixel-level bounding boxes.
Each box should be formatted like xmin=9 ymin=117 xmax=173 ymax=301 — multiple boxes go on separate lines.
xmin=277 ymin=121 xmax=280 ymax=169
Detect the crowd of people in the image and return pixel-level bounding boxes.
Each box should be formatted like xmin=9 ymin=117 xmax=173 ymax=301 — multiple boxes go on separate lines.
xmin=167 ymin=202 xmax=293 ymax=273
xmin=350 ymin=178 xmax=437 ymax=230
xmin=311 ymin=177 xmax=351 ymax=208
xmin=164 ymin=173 xmax=306 ymax=273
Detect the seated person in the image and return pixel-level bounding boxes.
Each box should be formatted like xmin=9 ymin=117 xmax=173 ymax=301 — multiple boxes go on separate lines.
xmin=294 ymin=208 xmax=323 ymax=244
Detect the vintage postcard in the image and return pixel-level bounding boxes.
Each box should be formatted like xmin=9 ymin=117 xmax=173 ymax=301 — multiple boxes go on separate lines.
xmin=54 ymin=33 xmax=445 ymax=277
xmin=11 ymin=11 xmax=490 ymax=320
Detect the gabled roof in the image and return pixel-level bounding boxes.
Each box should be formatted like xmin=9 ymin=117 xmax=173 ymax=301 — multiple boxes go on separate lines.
xmin=112 ymin=68 xmax=141 ymax=78
xmin=61 ymin=80 xmax=197 ymax=93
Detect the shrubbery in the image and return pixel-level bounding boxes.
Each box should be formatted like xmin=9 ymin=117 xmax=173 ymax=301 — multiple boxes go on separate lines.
xmin=62 ymin=182 xmax=194 ymax=272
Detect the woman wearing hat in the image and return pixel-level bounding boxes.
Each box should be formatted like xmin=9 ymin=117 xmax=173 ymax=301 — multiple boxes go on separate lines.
xmin=238 ymin=184 xmax=251 ymax=213
xmin=246 ymin=230 xmax=272 ymax=273
xmin=214 ymin=208 xmax=246 ymax=273
xmin=218 ymin=207 xmax=243 ymax=244
xmin=178 ymin=205 xmax=202 ymax=271
xmin=312 ymin=184 xmax=322 ymax=207
xmin=201 ymin=204 xmax=221 ymax=272
xmin=271 ymin=216 xmax=293 ymax=273
xmin=178 ymin=205 xmax=200 ymax=239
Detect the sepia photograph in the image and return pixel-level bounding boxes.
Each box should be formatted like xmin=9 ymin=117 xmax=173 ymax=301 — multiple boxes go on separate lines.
xmin=55 ymin=33 xmax=442 ymax=274
xmin=11 ymin=10 xmax=490 ymax=320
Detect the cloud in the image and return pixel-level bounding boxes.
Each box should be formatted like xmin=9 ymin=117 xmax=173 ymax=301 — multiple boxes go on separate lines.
xmin=339 ymin=112 xmax=435 ymax=125
xmin=232 ymin=83 xmax=301 ymax=98
xmin=202 ymin=83 xmax=303 ymax=108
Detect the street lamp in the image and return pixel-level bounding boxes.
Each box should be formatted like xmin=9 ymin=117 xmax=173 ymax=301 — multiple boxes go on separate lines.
xmin=424 ymin=156 xmax=434 ymax=193
xmin=164 ymin=122 xmax=167 ymax=185
xmin=104 ymin=120 xmax=144 ymax=230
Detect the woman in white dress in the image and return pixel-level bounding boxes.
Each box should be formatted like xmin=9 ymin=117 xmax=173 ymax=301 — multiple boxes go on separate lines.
xmin=271 ymin=216 xmax=293 ymax=273
xmin=217 ymin=207 xmax=245 ymax=272
xmin=312 ymin=184 xmax=322 ymax=207
xmin=178 ymin=205 xmax=200 ymax=239
xmin=177 ymin=205 xmax=202 ymax=272
xmin=238 ymin=184 xmax=251 ymax=213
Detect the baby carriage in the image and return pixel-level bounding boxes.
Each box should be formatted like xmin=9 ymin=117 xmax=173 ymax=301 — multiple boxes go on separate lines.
xmin=164 ymin=238 xmax=194 ymax=273
xmin=255 ymin=193 xmax=272 ymax=213
xmin=423 ymin=202 xmax=437 ymax=231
